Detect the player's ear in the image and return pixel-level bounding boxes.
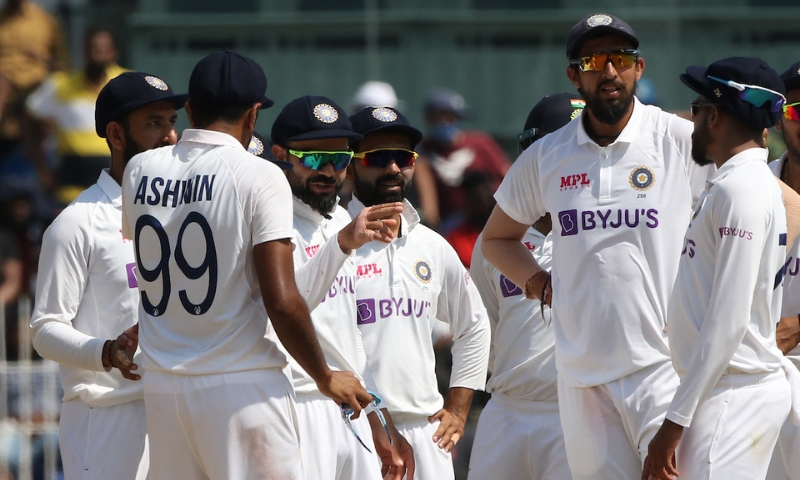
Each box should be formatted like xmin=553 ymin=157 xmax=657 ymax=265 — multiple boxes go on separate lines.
xmin=106 ymin=121 xmax=126 ymax=153
xmin=272 ymin=144 xmax=287 ymax=161
xmin=566 ymin=66 xmax=581 ymax=90
xmin=346 ymin=162 xmax=355 ymax=182
xmin=244 ymin=104 xmax=259 ymax=132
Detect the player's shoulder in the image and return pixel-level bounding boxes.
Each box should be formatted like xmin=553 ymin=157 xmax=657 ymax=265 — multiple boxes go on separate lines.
xmin=409 ymin=224 xmax=463 ymax=264
xmin=45 ymin=185 xmax=106 ymax=241
xmin=637 ymin=103 xmax=692 ymax=139
xmin=768 ymin=157 xmax=784 ymax=178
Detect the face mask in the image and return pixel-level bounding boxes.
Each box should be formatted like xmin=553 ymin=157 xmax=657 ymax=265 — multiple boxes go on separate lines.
xmin=428 ymin=123 xmax=461 ymax=146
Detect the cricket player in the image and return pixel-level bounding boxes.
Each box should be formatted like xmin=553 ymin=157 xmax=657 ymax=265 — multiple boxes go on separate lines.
xmin=120 ymin=52 xmax=372 ymax=480
xmin=348 ymin=106 xmax=491 ymax=480
xmin=467 ymin=92 xmax=584 ymax=480
xmin=30 ymin=71 xmax=187 ymax=479
xmin=644 ymin=57 xmax=791 ymax=480
xmin=480 ymin=13 xmax=711 ymax=479
xmin=269 ymin=95 xmax=414 ymax=480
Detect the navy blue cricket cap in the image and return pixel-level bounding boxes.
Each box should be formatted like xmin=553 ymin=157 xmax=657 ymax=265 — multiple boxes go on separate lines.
xmin=188 ymin=51 xmax=273 ymax=109
xmin=95 ymin=71 xmax=188 ymax=138
xmin=348 ymin=106 xmax=424 ymax=149
xmin=566 ymin=13 xmax=639 ymax=59
xmin=781 ymin=61 xmax=800 ymax=93
xmin=681 ymin=57 xmax=785 ymax=129
xmin=247 ymin=132 xmax=292 ymax=170
xmin=271 ymin=95 xmax=362 ymax=146
xmin=521 ymin=93 xmax=585 ymax=145
xmin=424 ymin=88 xmax=469 ymax=118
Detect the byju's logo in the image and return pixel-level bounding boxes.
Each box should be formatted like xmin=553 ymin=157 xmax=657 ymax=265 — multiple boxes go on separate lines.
xmin=559 ymin=210 xmax=579 ymax=236
xmin=357 ymin=299 xmax=376 ymax=324
xmin=499 ymin=275 xmax=523 ymax=297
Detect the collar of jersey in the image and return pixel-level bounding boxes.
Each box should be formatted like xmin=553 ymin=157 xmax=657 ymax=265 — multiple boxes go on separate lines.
xmin=96 ymin=168 xmax=122 ymax=208
xmin=707 ymin=147 xmax=769 ymax=186
xmin=349 ymin=196 xmax=419 ymax=237
xmin=292 ymin=195 xmax=340 ymax=225
xmin=576 ymin=96 xmax=643 ymax=147
xmin=178 ymin=129 xmax=247 ymax=151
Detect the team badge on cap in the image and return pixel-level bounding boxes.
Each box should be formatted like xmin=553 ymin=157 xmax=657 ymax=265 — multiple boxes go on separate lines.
xmin=145 ymin=75 xmax=169 ymax=91
xmin=372 ymin=107 xmax=398 ymax=123
xmin=629 ymin=166 xmax=655 ymax=191
xmin=248 ymin=136 xmax=264 ymax=156
xmin=313 ymin=103 xmax=339 ymax=123
xmin=414 ymin=260 xmax=432 ymax=283
xmin=587 ymin=14 xmax=612 ymax=27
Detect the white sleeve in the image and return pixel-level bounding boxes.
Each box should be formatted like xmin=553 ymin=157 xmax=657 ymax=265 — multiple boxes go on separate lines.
xmin=666 ymin=187 xmax=773 ymax=427
xmin=293 ymin=234 xmax=349 ymax=311
xmin=436 ymin=241 xmax=491 ymax=390
xmin=493 ymin=147 xmax=546 ymax=226
xmin=356 ymin=326 xmax=380 ymax=395
xmin=30 ymin=215 xmax=107 ymax=372
xmin=25 ymin=76 xmax=58 ymax=120
xmin=249 ymin=163 xmax=295 ymax=245
xmin=469 ymin=235 xmax=499 ymax=325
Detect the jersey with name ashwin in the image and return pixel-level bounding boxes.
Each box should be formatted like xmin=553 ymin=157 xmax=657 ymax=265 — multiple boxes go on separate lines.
xmin=470 ymin=228 xmax=556 ymax=402
xmin=349 ymin=197 xmax=490 ymax=418
xmin=494 ymin=98 xmax=710 ymax=388
xmin=667 ymin=148 xmax=786 ymax=427
xmin=121 ymin=129 xmax=294 ymax=375
xmin=288 ymin=197 xmax=378 ymax=396
xmin=31 ymin=170 xmax=142 ymax=407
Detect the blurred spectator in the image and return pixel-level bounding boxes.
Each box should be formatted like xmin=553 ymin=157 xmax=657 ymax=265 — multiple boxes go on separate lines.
xmin=25 ymin=27 xmax=125 ymax=205
xmin=417 ymin=88 xmax=510 ymax=232
xmin=351 ymin=80 xmax=400 ymax=112
xmin=0 ymin=0 xmax=66 ymax=187
xmin=444 ymin=171 xmax=495 ymax=267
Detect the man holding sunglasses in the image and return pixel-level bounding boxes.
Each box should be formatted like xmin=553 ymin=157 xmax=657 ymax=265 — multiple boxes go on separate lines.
xmin=481 ymin=13 xmax=711 ymax=480
xmin=270 ymin=95 xmax=414 ymax=480
xmin=645 ymin=57 xmax=791 ymax=480
xmin=347 ymin=106 xmax=490 ymax=480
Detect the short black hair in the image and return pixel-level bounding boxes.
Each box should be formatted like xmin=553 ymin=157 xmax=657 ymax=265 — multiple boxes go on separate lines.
xmin=189 ymin=101 xmax=251 ymax=129
xmin=84 ymin=26 xmax=116 ymax=48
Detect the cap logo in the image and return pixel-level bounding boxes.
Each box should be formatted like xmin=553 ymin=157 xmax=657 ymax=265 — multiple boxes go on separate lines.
xmin=796 ymin=67 xmax=800 ymax=74
xmin=144 ymin=76 xmax=169 ymax=91
xmin=313 ymin=103 xmax=339 ymax=124
xmin=372 ymin=107 xmax=398 ymax=123
xmin=714 ymin=88 xmax=722 ymax=98
xmin=587 ymin=14 xmax=613 ymax=28
xmin=248 ymin=136 xmax=264 ymax=156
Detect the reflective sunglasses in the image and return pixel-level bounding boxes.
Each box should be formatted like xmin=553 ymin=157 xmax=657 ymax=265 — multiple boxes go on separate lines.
xmin=783 ymin=102 xmax=800 ymax=122
xmin=288 ymin=149 xmax=354 ymax=171
xmin=690 ymin=100 xmax=720 ymax=120
xmin=340 ymin=392 xmax=391 ymax=452
xmin=569 ymin=49 xmax=640 ymax=72
xmin=707 ymin=75 xmax=786 ymax=112
xmin=353 ymin=148 xmax=418 ymax=168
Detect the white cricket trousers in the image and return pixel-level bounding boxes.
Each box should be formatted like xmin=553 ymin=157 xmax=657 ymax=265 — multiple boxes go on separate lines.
xmin=393 ymin=415 xmax=454 ymax=480
xmin=143 ymin=368 xmax=303 ymax=480
xmin=766 ymin=417 xmax=800 ymax=480
xmin=294 ymin=394 xmax=382 ymax=480
xmin=558 ymin=360 xmax=679 ymax=480
xmin=677 ymin=371 xmax=790 ymax=480
xmin=467 ymin=393 xmax=571 ymax=480
xmin=59 ymin=399 xmax=149 ymax=480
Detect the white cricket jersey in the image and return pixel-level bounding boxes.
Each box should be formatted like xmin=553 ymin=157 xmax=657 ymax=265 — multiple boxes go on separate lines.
xmin=31 ymin=170 xmax=143 ymax=407
xmin=288 ymin=196 xmax=378 ymax=395
xmin=120 ymin=129 xmax=294 ymax=375
xmin=349 ymin=197 xmax=491 ymax=418
xmin=666 ymin=148 xmax=786 ymax=427
xmin=769 ymin=154 xmax=800 ymax=363
xmin=470 ymin=228 xmax=556 ymax=402
xmin=494 ymin=98 xmax=710 ymax=387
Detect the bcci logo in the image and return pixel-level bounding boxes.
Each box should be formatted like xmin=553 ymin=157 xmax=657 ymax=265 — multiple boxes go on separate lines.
xmin=145 ymin=76 xmax=169 ymax=91
xmin=587 ymin=14 xmax=613 ymax=27
xmin=629 ymin=166 xmax=654 ymax=191
xmin=247 ymin=136 xmax=264 ymax=156
xmin=314 ymin=104 xmax=339 ymax=123
xmin=414 ymin=260 xmax=432 ymax=283
xmin=372 ymin=107 xmax=398 ymax=123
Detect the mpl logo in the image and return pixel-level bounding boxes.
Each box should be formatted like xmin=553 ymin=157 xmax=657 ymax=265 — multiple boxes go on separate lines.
xmin=357 ymin=263 xmax=383 ymax=277
xmin=305 ymin=245 xmax=321 ymax=258
xmin=560 ymin=173 xmax=590 ymax=191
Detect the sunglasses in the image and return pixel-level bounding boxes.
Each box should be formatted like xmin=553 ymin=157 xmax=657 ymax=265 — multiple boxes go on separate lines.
xmin=340 ymin=392 xmax=391 ymax=453
xmin=690 ymin=100 xmax=720 ymax=120
xmin=784 ymin=102 xmax=800 ymax=122
xmin=707 ymin=75 xmax=786 ymax=113
xmin=569 ymin=49 xmax=640 ymax=72
xmin=288 ymin=149 xmax=354 ymax=171
xmin=353 ymin=148 xmax=418 ymax=168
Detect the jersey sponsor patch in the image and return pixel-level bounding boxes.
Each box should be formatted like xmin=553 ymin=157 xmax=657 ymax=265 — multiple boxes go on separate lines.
xmin=319 ymin=275 xmax=356 ymax=304
xmin=305 ymin=245 xmax=321 ymax=258
xmin=718 ymin=227 xmax=753 ymax=240
xmin=559 ymin=208 xmax=659 ymax=236
xmin=629 ymin=166 xmax=655 ymax=191
xmin=356 ymin=263 xmax=383 ymax=277
xmin=499 ymin=274 xmax=523 ymax=297
xmin=126 ymin=263 xmax=138 ymax=288
xmin=560 ymin=173 xmax=591 ymax=191
xmin=681 ymin=238 xmax=696 ymax=258
xmin=357 ymin=297 xmax=432 ymax=324
xmin=414 ymin=260 xmax=432 ymax=283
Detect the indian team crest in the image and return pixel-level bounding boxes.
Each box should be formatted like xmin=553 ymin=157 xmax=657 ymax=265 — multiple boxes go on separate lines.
xmin=587 ymin=14 xmax=613 ymax=27
xmin=414 ymin=260 xmax=432 ymax=283
xmin=570 ymin=99 xmax=585 ymax=120
xmin=372 ymin=107 xmax=398 ymax=123
xmin=248 ymin=136 xmax=264 ymax=156
xmin=145 ymin=75 xmax=169 ymax=91
xmin=629 ymin=166 xmax=655 ymax=191
xmin=314 ymin=103 xmax=339 ymax=123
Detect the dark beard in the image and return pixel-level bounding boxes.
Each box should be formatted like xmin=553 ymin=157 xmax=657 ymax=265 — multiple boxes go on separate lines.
xmin=85 ymin=63 xmax=107 ymax=84
xmin=286 ymin=169 xmax=341 ymax=215
xmin=353 ymin=171 xmax=409 ymax=207
xmin=579 ymin=79 xmax=636 ymax=125
xmin=122 ymin=130 xmax=170 ymax=163
xmin=691 ymin=123 xmax=713 ymax=166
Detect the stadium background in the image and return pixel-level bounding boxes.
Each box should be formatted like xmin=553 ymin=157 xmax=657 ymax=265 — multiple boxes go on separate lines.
xmin=2 ymin=0 xmax=800 ymax=478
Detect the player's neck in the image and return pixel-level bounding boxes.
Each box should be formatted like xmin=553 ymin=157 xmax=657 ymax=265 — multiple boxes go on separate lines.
xmin=783 ymin=154 xmax=800 ymax=194
xmin=583 ymin=109 xmax=631 ymax=147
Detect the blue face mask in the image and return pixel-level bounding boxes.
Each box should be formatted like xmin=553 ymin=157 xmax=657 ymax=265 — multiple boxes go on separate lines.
xmin=428 ymin=123 xmax=461 ymax=147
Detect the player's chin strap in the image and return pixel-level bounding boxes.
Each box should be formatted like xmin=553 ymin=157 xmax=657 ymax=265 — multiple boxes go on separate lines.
xmin=340 ymin=391 xmax=392 ymax=452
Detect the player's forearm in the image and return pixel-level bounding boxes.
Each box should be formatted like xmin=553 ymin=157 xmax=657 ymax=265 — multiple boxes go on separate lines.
xmin=777 ymin=315 xmax=800 ymax=354
xmin=31 ymin=320 xmax=107 ymax=372
xmin=442 ymin=387 xmax=474 ymax=422
xmin=294 ymin=235 xmax=349 ymax=311
xmin=268 ymin=297 xmax=331 ymax=384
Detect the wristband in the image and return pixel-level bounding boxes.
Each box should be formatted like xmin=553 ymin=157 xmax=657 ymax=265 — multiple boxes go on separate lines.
xmin=102 ymin=340 xmax=113 ymax=372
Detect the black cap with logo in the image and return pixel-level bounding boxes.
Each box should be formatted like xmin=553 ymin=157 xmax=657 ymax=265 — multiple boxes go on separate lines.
xmin=95 ymin=71 xmax=187 ymax=138
xmin=188 ymin=51 xmax=273 ymax=109
xmin=519 ymin=93 xmax=585 ymax=150
xmin=781 ymin=61 xmax=800 ymax=94
xmin=566 ymin=13 xmax=639 ymax=60
xmin=349 ymin=106 xmax=423 ymax=149
xmin=247 ymin=132 xmax=292 ymax=170
xmin=271 ymin=95 xmax=362 ymax=146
